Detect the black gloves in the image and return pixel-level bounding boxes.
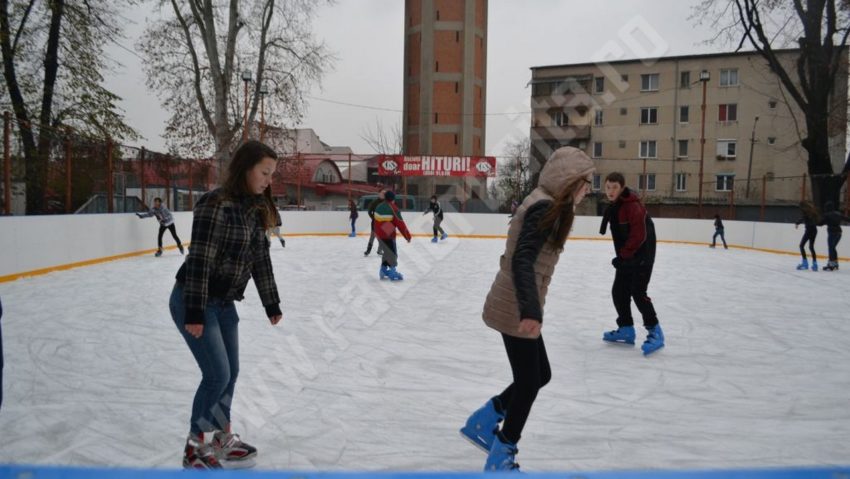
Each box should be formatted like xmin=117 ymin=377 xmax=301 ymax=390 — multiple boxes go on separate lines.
xmin=279 ymin=237 xmax=286 ymax=248
xmin=135 ymin=212 xmax=143 ymax=218
xmin=612 ymin=257 xmax=640 ymax=269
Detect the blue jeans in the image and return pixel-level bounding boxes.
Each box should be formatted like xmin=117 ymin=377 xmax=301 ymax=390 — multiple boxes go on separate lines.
xmin=712 ymin=229 xmax=727 ymax=247
xmin=170 ymin=283 xmax=240 ymax=435
xmin=350 ymin=218 xmax=356 ymax=234
xmin=827 ymin=231 xmax=842 ymax=263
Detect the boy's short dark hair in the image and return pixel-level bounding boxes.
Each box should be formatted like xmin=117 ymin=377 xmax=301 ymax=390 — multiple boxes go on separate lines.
xmin=153 ymin=197 xmax=162 ymax=203
xmin=605 ymin=172 xmax=625 ymax=186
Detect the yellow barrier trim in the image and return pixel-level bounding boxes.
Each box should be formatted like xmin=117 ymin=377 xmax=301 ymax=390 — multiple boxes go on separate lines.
xmin=1 ymin=235 xmax=846 ymax=283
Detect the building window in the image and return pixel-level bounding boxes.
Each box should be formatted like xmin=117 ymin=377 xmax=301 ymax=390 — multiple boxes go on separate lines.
xmin=592 ymin=174 xmax=602 ymax=191
xmin=720 ymin=68 xmax=739 ymax=86
xmin=678 ymin=139 xmax=689 ymax=158
xmin=594 ymin=109 xmax=603 ymax=126
xmin=638 ymin=174 xmax=656 ymax=191
xmin=718 ymin=103 xmax=738 ymax=122
xmin=551 ymin=111 xmax=568 ymax=127
xmin=717 ymin=139 xmax=737 ymax=159
xmin=640 ymin=107 xmax=658 ymax=125
xmin=620 ymin=107 xmax=627 ymax=115
xmin=639 ymin=140 xmax=657 ymax=158
xmin=593 ymin=142 xmax=603 ymax=158
xmin=455 ymin=82 xmax=459 ymax=93
xmin=640 ymin=73 xmax=659 ymax=91
xmin=768 ymin=99 xmax=777 ymax=109
xmin=680 ymin=71 xmax=691 ymax=88
xmin=436 ymin=9 xmax=439 ymax=20
xmin=716 ymin=174 xmax=735 ymax=191
xmin=456 ymin=31 xmax=460 ymax=42
xmin=435 ymin=112 xmax=439 ymax=124
xmin=619 ymin=140 xmax=626 ymax=148
xmin=454 ymin=134 xmax=458 ymax=145
xmin=768 ymin=137 xmax=776 ymax=145
xmin=621 ymin=74 xmax=629 ymax=82
xmin=435 ymin=61 xmax=439 ymax=72
xmin=675 ymin=173 xmax=687 ymax=191
xmin=679 ymin=105 xmax=689 ymax=123
xmin=595 ymin=77 xmax=604 ymax=93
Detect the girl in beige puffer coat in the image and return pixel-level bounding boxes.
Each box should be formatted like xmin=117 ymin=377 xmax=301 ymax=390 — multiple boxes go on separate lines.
xmin=460 ymin=146 xmax=595 ymax=472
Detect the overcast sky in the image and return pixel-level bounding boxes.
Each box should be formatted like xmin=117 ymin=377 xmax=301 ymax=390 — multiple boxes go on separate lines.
xmin=104 ymin=0 xmax=725 ymax=157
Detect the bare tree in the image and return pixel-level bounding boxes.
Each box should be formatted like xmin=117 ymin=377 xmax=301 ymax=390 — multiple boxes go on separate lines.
xmin=492 ymin=136 xmax=533 ymax=209
xmin=0 ymin=0 xmax=139 ymax=214
xmin=360 ymin=117 xmax=402 ymax=154
xmin=139 ymin=0 xmax=333 ymax=168
xmin=694 ymin=0 xmax=850 ymax=209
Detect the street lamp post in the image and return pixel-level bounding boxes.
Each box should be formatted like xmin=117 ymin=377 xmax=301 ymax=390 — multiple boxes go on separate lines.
xmin=745 ymin=116 xmax=759 ymax=199
xmin=259 ymin=82 xmax=269 ymax=143
xmin=241 ymin=70 xmax=252 ymax=142
xmin=697 ymin=69 xmax=710 ymax=219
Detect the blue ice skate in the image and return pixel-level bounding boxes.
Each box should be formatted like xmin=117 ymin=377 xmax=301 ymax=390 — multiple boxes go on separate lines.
xmin=387 ymin=266 xmax=404 ymax=281
xmin=484 ymin=433 xmax=520 ymax=472
xmin=796 ymin=259 xmax=808 ymax=270
xmin=379 ymin=265 xmax=390 ymax=280
xmin=431 ymin=236 xmax=438 ymax=243
xmin=440 ymin=233 xmax=448 ymax=240
xmin=811 ymin=260 xmax=818 ymax=271
xmin=460 ymin=398 xmax=504 ymax=452
xmin=641 ymin=324 xmax=665 ymax=356
xmin=348 ymin=232 xmax=357 ymax=237
xmin=155 ymin=248 xmax=163 ymax=257
xmin=602 ymin=326 xmax=635 ymax=345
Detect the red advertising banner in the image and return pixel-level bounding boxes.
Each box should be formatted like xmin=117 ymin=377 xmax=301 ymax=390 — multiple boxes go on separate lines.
xmin=377 ymin=155 xmax=496 ymax=177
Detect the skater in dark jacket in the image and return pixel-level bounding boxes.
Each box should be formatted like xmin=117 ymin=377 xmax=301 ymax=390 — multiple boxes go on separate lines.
xmin=170 ymin=140 xmax=283 ymax=469
xmin=818 ymin=201 xmax=850 ymax=271
xmin=599 ymin=172 xmax=664 ymax=355
xmin=423 ymin=195 xmax=447 ymax=243
xmin=710 ymin=214 xmax=728 ymax=249
xmin=462 ymin=147 xmax=595 ymax=472
xmin=364 ymin=190 xmax=385 ymax=256
xmin=348 ymin=199 xmax=359 ymax=237
xmin=137 ymin=197 xmax=184 ymax=256
xmin=795 ymin=200 xmax=820 ymax=271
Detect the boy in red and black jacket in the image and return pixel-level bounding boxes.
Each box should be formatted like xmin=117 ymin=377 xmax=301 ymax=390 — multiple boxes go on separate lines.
xmin=599 ymin=172 xmax=664 ymax=355
xmin=373 ymin=190 xmax=412 ymax=280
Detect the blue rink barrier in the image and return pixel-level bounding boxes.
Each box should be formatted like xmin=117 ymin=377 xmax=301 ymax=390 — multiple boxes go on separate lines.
xmin=1 ymin=465 xmax=849 ymax=479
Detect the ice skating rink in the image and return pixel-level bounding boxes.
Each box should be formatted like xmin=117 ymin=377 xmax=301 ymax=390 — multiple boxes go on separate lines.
xmin=0 ymin=236 xmax=848 ymax=472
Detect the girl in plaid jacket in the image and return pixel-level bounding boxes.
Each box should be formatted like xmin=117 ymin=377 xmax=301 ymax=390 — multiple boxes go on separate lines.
xmin=169 ymin=140 xmax=283 ymax=469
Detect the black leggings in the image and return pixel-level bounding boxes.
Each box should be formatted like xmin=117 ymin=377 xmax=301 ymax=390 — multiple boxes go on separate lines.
xmin=158 ymin=224 xmax=183 ymax=249
xmin=495 ymin=333 xmax=551 ymax=444
xmin=799 ymin=229 xmax=817 ymax=261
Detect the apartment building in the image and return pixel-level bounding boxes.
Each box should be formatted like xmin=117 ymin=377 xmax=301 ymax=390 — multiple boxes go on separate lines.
xmin=529 ymin=49 xmax=848 ymax=207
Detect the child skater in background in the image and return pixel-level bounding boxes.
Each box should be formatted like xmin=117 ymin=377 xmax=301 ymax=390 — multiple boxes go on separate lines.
xmin=710 ymin=213 xmax=728 ymax=249
xmin=462 ymin=147 xmax=595 ymax=472
xmin=373 ymin=190 xmax=412 ymax=281
xmin=795 ymin=200 xmax=819 ymax=271
xmin=348 ymin=199 xmax=359 ymax=237
xmin=137 ymin=197 xmax=184 ymax=257
xmin=423 ymin=195 xmax=447 ymax=243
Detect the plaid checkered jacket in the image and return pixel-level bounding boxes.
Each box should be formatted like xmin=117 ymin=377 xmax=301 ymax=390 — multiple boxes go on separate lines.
xmin=176 ymin=189 xmax=281 ymax=324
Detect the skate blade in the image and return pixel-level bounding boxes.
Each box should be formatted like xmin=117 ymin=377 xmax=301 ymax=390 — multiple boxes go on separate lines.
xmin=458 ymin=429 xmax=489 ymax=454
xmin=603 ymin=339 xmax=635 ymax=346
xmin=220 ymin=457 xmax=256 ymax=470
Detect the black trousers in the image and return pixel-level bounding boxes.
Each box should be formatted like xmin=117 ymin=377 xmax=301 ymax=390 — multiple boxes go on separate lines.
xmin=799 ymin=229 xmax=817 ymax=261
xmin=158 ymin=224 xmax=182 ymax=249
xmin=613 ymin=264 xmax=659 ymax=329
xmin=378 ymin=238 xmax=398 ymax=268
xmin=827 ymin=231 xmax=842 ymax=262
xmin=433 ymin=216 xmax=445 ymax=237
xmin=495 ymin=333 xmax=551 ymax=444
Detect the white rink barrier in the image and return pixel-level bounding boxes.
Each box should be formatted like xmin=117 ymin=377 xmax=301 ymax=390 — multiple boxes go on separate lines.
xmin=1 ymin=211 xmax=848 ymax=281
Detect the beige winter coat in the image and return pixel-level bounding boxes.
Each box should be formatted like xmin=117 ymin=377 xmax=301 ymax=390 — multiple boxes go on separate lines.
xmin=482 ymin=147 xmax=595 ymax=339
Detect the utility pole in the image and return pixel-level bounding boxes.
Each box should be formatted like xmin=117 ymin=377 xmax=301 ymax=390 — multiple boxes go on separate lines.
xmin=745 ymin=116 xmax=759 ymax=199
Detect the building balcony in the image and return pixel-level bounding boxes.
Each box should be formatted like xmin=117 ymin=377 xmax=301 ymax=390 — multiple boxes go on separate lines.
xmin=531 ymin=125 xmax=591 ymax=142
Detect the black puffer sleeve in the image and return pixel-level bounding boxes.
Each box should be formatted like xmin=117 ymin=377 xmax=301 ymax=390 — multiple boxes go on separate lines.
xmin=511 ymin=200 xmax=553 ymax=323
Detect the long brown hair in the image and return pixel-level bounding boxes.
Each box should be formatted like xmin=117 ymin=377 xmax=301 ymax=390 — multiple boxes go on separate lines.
xmin=537 ymin=176 xmax=587 ymax=251
xmin=222 ymin=140 xmax=279 ymax=230
xmin=800 ymin=200 xmax=820 ymax=223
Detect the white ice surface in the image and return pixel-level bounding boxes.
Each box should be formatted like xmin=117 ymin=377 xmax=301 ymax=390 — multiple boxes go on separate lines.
xmin=0 ymin=236 xmax=849 ymax=472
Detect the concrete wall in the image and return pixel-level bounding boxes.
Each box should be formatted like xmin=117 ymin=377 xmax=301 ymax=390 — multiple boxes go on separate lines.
xmin=1 ymin=212 xmax=848 ymax=281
